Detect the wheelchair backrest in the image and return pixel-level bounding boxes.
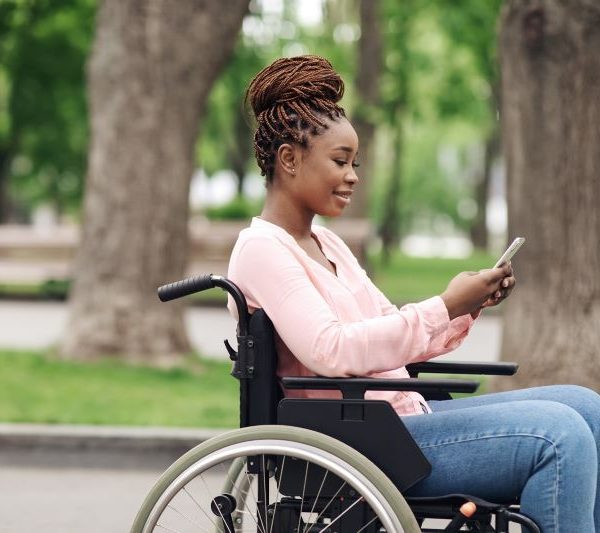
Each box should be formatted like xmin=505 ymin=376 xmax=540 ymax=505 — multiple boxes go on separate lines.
xmin=239 ymin=309 xmax=282 ymax=428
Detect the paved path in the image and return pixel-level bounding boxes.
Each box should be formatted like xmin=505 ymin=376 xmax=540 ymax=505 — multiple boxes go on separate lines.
xmin=0 ymin=300 xmax=237 ymax=358
xmin=0 ymin=425 xmax=222 ymax=533
xmin=0 ymin=300 xmax=502 ymax=362
xmin=0 ymin=464 xmax=162 ymax=532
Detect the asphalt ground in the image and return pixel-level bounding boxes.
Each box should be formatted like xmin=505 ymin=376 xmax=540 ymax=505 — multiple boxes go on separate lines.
xmin=0 ymin=424 xmax=223 ymax=533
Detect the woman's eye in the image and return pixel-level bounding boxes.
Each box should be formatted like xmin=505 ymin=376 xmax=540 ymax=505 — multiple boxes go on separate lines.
xmin=334 ymin=160 xmax=360 ymax=168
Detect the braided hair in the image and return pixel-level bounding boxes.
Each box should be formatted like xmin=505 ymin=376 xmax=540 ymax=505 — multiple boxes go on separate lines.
xmin=246 ymin=55 xmax=346 ymax=181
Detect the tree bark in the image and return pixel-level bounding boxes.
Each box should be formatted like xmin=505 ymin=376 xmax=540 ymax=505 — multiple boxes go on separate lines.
xmin=230 ymin=99 xmax=253 ymax=196
xmin=497 ymin=0 xmax=600 ymax=389
xmin=61 ymin=0 xmax=249 ymax=364
xmin=470 ymin=128 xmax=499 ymax=250
xmin=346 ymin=0 xmax=382 ymax=218
xmin=380 ymin=116 xmax=403 ymax=264
xmin=0 ymin=145 xmax=13 ymax=223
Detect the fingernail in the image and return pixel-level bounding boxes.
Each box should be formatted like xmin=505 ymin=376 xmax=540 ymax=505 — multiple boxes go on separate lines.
xmin=502 ymin=279 xmax=509 ymax=288
xmin=495 ymin=291 xmax=501 ymax=298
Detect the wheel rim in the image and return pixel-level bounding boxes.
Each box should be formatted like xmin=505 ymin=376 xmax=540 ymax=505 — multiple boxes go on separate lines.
xmin=142 ymin=439 xmax=406 ymax=533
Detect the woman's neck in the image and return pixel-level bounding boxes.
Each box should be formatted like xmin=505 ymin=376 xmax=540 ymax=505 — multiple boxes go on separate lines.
xmin=260 ymin=192 xmax=314 ymax=240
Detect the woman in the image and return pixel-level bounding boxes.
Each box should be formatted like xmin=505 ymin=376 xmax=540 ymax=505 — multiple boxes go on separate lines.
xmin=227 ymin=55 xmax=600 ymax=532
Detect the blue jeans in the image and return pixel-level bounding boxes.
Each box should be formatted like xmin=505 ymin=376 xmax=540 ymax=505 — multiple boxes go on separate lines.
xmin=401 ymin=386 xmax=600 ymax=533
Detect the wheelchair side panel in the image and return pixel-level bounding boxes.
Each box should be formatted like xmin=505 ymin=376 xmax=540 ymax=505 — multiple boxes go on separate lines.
xmin=278 ymin=398 xmax=432 ymax=492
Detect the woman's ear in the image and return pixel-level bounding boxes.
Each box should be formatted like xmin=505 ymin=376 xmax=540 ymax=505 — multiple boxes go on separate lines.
xmin=277 ymin=144 xmax=297 ymax=176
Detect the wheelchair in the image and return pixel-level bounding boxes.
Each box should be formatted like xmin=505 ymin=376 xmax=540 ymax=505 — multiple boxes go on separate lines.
xmin=131 ymin=274 xmax=541 ymax=533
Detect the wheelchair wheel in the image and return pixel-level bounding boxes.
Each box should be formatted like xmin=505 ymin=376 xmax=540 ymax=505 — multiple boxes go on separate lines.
xmin=131 ymin=425 xmax=420 ymax=533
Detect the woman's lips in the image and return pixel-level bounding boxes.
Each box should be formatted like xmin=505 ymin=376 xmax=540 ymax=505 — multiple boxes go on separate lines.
xmin=333 ymin=191 xmax=352 ymax=204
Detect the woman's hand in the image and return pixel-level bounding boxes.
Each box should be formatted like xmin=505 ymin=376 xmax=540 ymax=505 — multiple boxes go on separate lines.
xmin=440 ymin=263 xmax=515 ymax=320
xmin=479 ymin=263 xmax=516 ymax=311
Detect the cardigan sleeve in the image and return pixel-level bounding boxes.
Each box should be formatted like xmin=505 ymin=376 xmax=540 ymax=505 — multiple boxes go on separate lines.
xmin=367 ymin=277 xmax=476 ymax=362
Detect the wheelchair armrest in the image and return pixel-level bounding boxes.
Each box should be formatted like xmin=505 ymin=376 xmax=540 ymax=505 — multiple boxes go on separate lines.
xmin=406 ymin=360 xmax=518 ymax=377
xmin=280 ymin=376 xmax=479 ymax=400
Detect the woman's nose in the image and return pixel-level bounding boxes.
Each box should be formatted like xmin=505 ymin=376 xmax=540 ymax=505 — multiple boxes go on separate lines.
xmin=346 ymin=168 xmax=359 ymax=183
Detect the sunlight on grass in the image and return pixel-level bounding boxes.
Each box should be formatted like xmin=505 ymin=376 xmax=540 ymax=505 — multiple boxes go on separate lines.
xmin=0 ymin=350 xmax=238 ymax=428
xmin=371 ymin=250 xmax=496 ymax=303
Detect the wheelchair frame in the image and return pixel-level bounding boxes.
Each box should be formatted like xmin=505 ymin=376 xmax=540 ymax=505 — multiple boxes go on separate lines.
xmin=132 ymin=274 xmax=542 ymax=533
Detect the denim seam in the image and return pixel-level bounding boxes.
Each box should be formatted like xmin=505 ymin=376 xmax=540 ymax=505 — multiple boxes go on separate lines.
xmin=417 ymin=432 xmax=556 ymax=449
xmin=418 ymin=432 xmax=560 ymax=532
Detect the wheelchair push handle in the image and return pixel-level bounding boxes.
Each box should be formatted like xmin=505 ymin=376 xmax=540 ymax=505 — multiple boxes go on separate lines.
xmin=158 ymin=274 xmax=214 ymax=302
xmin=157 ymin=274 xmax=250 ymax=335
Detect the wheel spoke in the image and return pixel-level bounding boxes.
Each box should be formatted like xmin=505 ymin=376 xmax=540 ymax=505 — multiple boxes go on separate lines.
xmin=181 ymin=485 xmax=217 ymax=527
xmin=156 ymin=522 xmax=184 ymax=533
xmin=316 ymin=497 xmax=365 ymax=532
xmin=261 ymin=455 xmax=269 ymax=533
xmin=244 ymin=468 xmax=267 ymax=533
xmin=297 ymin=461 xmax=310 ymax=533
xmin=355 ymin=516 xmax=378 ymax=532
xmin=302 ymin=468 xmax=329 ymax=533
xmin=304 ymin=480 xmax=347 ymax=533
xmin=268 ymin=456 xmax=286 ymax=533
xmin=166 ymin=502 xmax=209 ymax=531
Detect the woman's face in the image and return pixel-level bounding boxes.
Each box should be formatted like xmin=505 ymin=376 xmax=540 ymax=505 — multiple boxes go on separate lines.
xmin=289 ymin=117 xmax=360 ymax=217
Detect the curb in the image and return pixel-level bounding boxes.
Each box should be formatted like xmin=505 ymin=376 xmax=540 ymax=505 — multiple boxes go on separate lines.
xmin=0 ymin=423 xmax=229 ymax=470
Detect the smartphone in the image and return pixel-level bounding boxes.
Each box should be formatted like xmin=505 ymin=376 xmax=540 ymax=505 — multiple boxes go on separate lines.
xmin=494 ymin=237 xmax=525 ymax=268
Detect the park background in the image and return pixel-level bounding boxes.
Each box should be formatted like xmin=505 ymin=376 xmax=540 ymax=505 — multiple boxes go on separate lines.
xmin=0 ymin=0 xmax=598 ymax=528
xmin=0 ymin=0 xmax=600 ymax=533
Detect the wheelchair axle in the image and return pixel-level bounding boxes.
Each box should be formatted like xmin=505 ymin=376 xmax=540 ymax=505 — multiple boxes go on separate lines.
xmin=211 ymin=493 xmax=237 ymax=532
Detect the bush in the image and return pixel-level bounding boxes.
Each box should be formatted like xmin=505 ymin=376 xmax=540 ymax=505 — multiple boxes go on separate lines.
xmin=204 ymin=196 xmax=262 ymax=220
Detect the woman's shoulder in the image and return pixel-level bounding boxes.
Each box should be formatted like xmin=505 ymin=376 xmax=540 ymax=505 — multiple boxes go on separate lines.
xmin=230 ymin=219 xmax=296 ymax=265
xmin=235 ymin=218 xmax=294 ymax=249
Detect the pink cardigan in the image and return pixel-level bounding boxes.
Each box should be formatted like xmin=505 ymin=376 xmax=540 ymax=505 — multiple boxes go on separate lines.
xmin=227 ymin=217 xmax=475 ymax=416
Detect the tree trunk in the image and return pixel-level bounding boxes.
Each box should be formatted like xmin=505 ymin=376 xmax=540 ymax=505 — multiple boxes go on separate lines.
xmin=230 ymin=98 xmax=253 ymax=196
xmin=0 ymin=145 xmax=13 ymax=223
xmin=61 ymin=0 xmax=249 ymax=365
xmin=469 ymin=128 xmax=499 ymax=250
xmin=380 ymin=118 xmax=403 ymax=264
xmin=496 ymin=0 xmax=600 ymax=390
xmin=346 ymin=0 xmax=382 ymax=218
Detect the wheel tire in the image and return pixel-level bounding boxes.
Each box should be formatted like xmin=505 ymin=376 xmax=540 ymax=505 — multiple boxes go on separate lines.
xmin=131 ymin=425 xmax=421 ymax=533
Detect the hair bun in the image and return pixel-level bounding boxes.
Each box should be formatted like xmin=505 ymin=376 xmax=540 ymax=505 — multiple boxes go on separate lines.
xmin=247 ymin=55 xmax=344 ymax=118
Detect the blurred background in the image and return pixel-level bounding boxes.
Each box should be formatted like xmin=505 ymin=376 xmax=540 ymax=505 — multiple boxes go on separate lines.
xmin=0 ymin=0 xmax=598 ymax=529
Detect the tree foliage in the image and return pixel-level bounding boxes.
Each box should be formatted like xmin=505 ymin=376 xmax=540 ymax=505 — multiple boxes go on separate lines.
xmin=1 ymin=0 xmax=507 ymax=248
xmin=372 ymin=0 xmax=503 ymax=252
xmin=0 ymin=0 xmax=95 ymax=219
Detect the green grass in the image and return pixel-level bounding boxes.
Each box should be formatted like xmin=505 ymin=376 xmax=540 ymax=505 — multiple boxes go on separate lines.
xmin=371 ymin=251 xmax=496 ymax=304
xmin=0 ymin=350 xmax=238 ymax=428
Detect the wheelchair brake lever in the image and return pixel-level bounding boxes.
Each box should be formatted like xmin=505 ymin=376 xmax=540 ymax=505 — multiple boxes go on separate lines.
xmin=224 ymin=339 xmax=237 ymax=361
xmin=444 ymin=501 xmax=477 ymax=532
